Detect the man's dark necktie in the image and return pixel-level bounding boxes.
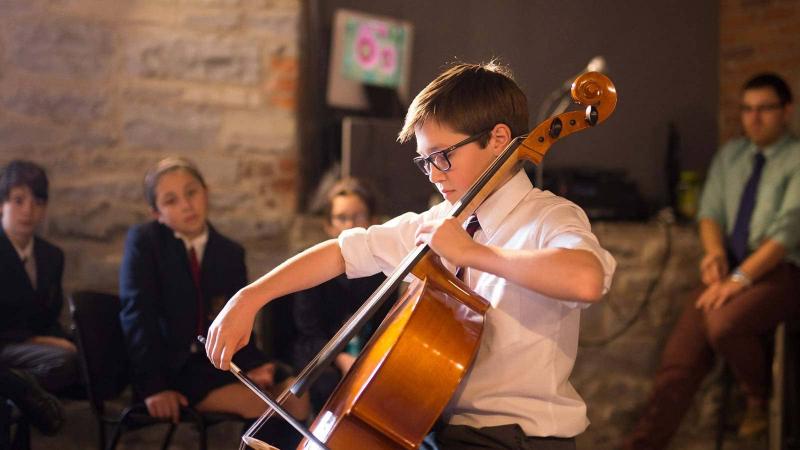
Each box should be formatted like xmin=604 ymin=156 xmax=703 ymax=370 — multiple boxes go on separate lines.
xmin=455 ymin=214 xmax=481 ymax=280
xmin=188 ymin=246 xmax=206 ymax=336
xmin=728 ymin=152 xmax=766 ymax=265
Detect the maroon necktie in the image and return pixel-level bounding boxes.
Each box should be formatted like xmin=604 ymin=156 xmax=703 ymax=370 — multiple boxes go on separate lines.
xmin=455 ymin=214 xmax=481 ymax=280
xmin=188 ymin=247 xmax=206 ymax=336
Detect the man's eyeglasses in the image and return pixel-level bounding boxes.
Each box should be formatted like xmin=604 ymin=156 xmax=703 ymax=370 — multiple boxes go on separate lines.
xmin=413 ymin=129 xmax=490 ymax=176
xmin=740 ymin=103 xmax=784 ymax=114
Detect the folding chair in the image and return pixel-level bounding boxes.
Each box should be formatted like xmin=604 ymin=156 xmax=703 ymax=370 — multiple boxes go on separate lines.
xmin=68 ymin=291 xmax=246 ymax=450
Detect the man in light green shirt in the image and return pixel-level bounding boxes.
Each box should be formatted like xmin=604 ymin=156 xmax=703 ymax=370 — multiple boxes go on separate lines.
xmin=624 ymin=73 xmax=800 ymax=450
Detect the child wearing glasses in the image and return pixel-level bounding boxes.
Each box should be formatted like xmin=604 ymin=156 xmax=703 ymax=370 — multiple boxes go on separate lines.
xmin=291 ymin=177 xmax=393 ymax=413
xmin=206 ymin=62 xmax=616 ymax=450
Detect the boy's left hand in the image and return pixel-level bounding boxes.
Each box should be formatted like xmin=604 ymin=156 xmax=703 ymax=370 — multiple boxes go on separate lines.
xmin=415 ymin=217 xmax=480 ymax=267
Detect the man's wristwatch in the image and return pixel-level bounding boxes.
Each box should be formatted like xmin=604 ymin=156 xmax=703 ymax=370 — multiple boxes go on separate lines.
xmin=729 ymin=268 xmax=753 ymax=288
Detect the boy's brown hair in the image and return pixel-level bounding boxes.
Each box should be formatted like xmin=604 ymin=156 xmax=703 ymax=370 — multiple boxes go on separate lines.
xmin=144 ymin=156 xmax=207 ymax=211
xmin=0 ymin=160 xmax=49 ymax=203
xmin=398 ymin=61 xmax=529 ymax=145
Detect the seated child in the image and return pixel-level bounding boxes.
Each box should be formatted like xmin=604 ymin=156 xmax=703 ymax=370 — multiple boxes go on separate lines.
xmin=118 ymin=156 xmax=308 ymax=447
xmin=0 ymin=160 xmax=76 ymax=434
xmin=292 ymin=177 xmax=393 ymax=411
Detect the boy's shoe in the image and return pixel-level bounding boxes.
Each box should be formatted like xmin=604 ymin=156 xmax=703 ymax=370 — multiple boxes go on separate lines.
xmin=3 ymin=369 xmax=64 ymax=435
xmin=737 ymin=403 xmax=767 ymax=438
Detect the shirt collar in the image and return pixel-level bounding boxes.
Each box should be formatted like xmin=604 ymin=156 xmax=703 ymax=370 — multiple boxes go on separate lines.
xmin=174 ymin=227 xmax=209 ymax=262
xmin=473 ymin=170 xmax=532 ymax=239
xmin=12 ymin=238 xmax=34 ymax=262
xmin=746 ymin=132 xmax=793 ymax=158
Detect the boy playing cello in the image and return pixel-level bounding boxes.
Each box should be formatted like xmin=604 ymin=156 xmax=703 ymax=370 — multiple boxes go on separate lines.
xmin=206 ymin=62 xmax=616 ymax=450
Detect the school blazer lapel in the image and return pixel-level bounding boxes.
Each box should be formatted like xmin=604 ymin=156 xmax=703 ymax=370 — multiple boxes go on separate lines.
xmin=0 ymin=229 xmax=35 ymax=294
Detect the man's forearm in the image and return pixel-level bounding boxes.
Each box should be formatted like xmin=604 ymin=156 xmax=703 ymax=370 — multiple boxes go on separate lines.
xmin=737 ymin=239 xmax=786 ymax=282
xmin=699 ymin=218 xmax=726 ymax=256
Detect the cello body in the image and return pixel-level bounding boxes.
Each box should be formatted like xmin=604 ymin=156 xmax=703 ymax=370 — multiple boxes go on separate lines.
xmin=302 ymin=255 xmax=490 ymax=449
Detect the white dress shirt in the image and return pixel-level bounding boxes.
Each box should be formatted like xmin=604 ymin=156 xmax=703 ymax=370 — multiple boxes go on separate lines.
xmin=174 ymin=227 xmax=209 ymax=264
xmin=13 ymin=239 xmax=37 ymax=287
xmin=338 ymin=170 xmax=616 ymax=437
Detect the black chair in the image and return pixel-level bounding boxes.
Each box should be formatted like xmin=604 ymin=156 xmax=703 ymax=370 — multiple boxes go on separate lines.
xmin=0 ymin=399 xmax=30 ymax=450
xmin=715 ymin=316 xmax=800 ymax=450
xmin=770 ymin=319 xmax=800 ymax=450
xmin=68 ymin=291 xmax=246 ymax=450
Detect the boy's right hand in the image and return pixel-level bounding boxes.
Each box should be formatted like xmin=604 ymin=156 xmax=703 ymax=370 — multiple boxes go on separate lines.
xmin=205 ymin=290 xmax=258 ymax=370
xmin=144 ymin=390 xmax=188 ymax=423
xmin=700 ymin=252 xmax=728 ymax=285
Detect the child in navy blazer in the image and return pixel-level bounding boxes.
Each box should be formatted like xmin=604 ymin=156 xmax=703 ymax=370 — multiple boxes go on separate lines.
xmin=119 ymin=157 xmax=308 ymax=444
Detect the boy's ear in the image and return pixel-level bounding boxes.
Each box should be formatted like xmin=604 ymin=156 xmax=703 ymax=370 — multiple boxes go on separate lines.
xmin=151 ymin=208 xmax=162 ymax=222
xmin=488 ymin=123 xmax=513 ymax=156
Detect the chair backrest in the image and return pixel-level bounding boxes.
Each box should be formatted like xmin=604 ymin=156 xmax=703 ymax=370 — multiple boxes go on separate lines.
xmin=68 ymin=291 xmax=130 ymax=414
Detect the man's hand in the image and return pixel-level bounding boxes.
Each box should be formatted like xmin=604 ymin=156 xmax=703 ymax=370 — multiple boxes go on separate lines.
xmin=246 ymin=363 xmax=276 ymax=390
xmin=415 ymin=217 xmax=480 ymax=267
xmin=144 ymin=390 xmax=188 ymax=423
xmin=205 ymin=291 xmax=258 ymax=370
xmin=700 ymin=252 xmax=729 ymax=286
xmin=695 ymin=278 xmax=746 ymax=311
xmin=28 ymin=336 xmax=77 ymax=353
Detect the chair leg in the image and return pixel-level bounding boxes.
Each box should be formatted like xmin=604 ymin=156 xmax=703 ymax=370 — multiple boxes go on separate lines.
xmin=107 ymin=422 xmax=125 ymax=450
xmin=160 ymin=423 xmax=176 ymax=450
xmin=108 ymin=406 xmax=140 ymax=450
xmin=10 ymin=420 xmax=30 ymax=450
xmin=198 ymin=421 xmax=207 ymax=450
xmin=96 ymin=417 xmax=108 ymax=450
xmin=716 ymin=365 xmax=733 ymax=450
xmin=1 ymin=400 xmax=11 ymax=450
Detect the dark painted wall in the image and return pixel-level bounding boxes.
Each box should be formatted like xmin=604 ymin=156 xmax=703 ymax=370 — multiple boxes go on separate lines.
xmin=302 ymin=0 xmax=718 ymax=208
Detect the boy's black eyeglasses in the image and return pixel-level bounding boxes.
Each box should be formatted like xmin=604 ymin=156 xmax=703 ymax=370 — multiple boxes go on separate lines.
xmin=413 ymin=129 xmax=490 ymax=176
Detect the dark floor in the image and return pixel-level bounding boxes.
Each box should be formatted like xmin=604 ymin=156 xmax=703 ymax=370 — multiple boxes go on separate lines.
xmin=29 ymin=398 xmax=247 ymax=450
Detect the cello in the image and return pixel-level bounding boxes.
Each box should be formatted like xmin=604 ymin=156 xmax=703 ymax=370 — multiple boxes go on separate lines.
xmin=221 ymin=70 xmax=617 ymax=450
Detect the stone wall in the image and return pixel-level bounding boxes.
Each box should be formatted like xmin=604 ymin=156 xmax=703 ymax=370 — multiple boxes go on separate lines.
xmin=719 ymin=0 xmax=800 ymax=143
xmin=574 ymin=220 xmax=763 ymax=450
xmin=0 ymin=0 xmax=300 ymax=295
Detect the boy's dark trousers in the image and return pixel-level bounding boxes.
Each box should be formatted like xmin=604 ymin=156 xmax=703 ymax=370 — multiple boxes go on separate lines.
xmin=422 ymin=424 xmax=576 ymax=450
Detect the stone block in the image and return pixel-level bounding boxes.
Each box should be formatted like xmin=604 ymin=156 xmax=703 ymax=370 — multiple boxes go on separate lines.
xmin=194 ymin=154 xmax=238 ymax=185
xmin=178 ymin=0 xmax=243 ymax=6
xmin=180 ymin=84 xmax=262 ymax=108
xmin=49 ymin=199 xmax=147 ymax=241
xmin=221 ymin=110 xmax=295 ymax=154
xmin=2 ymin=89 xmax=108 ymax=125
xmin=244 ymin=9 xmax=298 ymax=36
xmin=125 ymin=34 xmax=261 ymax=84
xmin=182 ymin=10 xmax=241 ymax=31
xmin=122 ymin=105 xmax=221 ymax=151
xmin=0 ymin=121 xmax=65 ymax=150
xmin=0 ymin=0 xmax=41 ymax=15
xmin=7 ymin=19 xmax=114 ymax=77
xmin=64 ymin=129 xmax=119 ymax=151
